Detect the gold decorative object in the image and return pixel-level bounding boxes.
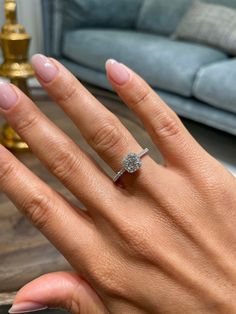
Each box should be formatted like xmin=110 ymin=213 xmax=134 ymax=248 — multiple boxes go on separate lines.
xmin=0 ymin=0 xmax=34 ymax=150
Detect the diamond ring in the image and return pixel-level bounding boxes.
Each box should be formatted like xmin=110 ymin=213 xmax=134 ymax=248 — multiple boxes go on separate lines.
xmin=113 ymin=148 xmax=149 ymax=182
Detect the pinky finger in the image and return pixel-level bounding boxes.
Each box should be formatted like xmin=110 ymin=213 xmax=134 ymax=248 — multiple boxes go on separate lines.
xmin=0 ymin=144 xmax=96 ymax=263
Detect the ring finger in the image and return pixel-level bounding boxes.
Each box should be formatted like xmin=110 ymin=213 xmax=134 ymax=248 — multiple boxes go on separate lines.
xmin=31 ymin=55 xmax=164 ymax=187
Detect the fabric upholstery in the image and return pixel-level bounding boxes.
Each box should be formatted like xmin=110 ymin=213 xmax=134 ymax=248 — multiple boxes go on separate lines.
xmin=62 ymin=29 xmax=226 ymax=97
xmin=136 ymin=0 xmax=192 ymax=36
xmin=42 ymin=0 xmax=236 ymax=55
xmin=174 ymin=1 xmax=236 ymax=56
xmin=193 ymin=59 xmax=236 ymax=114
xmin=136 ymin=0 xmax=236 ymax=36
xmin=42 ymin=0 xmax=143 ymax=56
xmin=205 ymin=0 xmax=236 ymax=8
xmin=61 ymin=0 xmax=143 ymax=29
xmin=61 ymin=58 xmax=236 ymax=136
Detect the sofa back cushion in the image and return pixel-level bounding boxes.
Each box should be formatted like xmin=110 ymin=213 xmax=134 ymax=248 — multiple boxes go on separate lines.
xmin=174 ymin=1 xmax=236 ymax=56
xmin=136 ymin=0 xmax=236 ymax=36
xmin=136 ymin=0 xmax=192 ymax=36
xmin=44 ymin=0 xmax=143 ymax=56
xmin=206 ymin=0 xmax=236 ymax=8
xmin=62 ymin=0 xmax=143 ymax=30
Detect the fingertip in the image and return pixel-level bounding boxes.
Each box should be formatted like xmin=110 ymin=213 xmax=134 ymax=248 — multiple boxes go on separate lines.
xmin=31 ymin=54 xmax=59 ymax=83
xmin=105 ymin=59 xmax=131 ymax=86
xmin=105 ymin=59 xmax=118 ymax=70
xmin=31 ymin=53 xmax=44 ymax=64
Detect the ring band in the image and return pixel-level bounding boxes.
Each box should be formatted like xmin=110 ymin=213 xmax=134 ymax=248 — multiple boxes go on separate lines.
xmin=113 ymin=148 xmax=149 ymax=182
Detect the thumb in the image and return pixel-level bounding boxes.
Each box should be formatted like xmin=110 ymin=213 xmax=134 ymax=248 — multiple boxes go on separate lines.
xmin=8 ymin=271 xmax=107 ymax=314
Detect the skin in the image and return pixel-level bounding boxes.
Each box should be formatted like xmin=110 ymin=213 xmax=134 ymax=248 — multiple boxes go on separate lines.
xmin=1 ymin=59 xmax=236 ymax=313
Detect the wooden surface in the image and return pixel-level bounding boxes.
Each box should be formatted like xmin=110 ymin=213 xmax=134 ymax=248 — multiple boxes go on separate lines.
xmin=0 ymin=88 xmax=161 ymax=304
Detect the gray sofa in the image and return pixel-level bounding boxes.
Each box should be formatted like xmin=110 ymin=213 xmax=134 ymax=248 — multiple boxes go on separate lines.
xmin=42 ymin=0 xmax=236 ymax=135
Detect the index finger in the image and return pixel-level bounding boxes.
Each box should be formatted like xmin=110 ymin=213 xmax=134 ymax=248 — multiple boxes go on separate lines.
xmin=106 ymin=60 xmax=209 ymax=170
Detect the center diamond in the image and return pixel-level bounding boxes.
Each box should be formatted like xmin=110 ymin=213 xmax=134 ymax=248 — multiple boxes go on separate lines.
xmin=123 ymin=153 xmax=142 ymax=173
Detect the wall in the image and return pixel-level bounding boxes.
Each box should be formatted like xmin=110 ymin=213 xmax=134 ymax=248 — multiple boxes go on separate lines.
xmin=0 ymin=0 xmax=44 ymax=57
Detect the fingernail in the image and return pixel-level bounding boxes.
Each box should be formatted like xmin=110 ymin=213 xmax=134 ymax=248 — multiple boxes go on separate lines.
xmin=9 ymin=302 xmax=48 ymax=313
xmin=0 ymin=81 xmax=18 ymax=110
xmin=106 ymin=59 xmax=130 ymax=85
xmin=31 ymin=54 xmax=58 ymax=83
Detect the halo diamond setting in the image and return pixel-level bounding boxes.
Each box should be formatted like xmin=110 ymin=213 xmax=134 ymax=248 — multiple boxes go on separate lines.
xmin=123 ymin=153 xmax=142 ymax=173
xmin=113 ymin=148 xmax=149 ymax=182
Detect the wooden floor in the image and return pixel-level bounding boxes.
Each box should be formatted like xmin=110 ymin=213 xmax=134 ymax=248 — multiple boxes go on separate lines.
xmin=0 ymin=88 xmax=161 ymax=306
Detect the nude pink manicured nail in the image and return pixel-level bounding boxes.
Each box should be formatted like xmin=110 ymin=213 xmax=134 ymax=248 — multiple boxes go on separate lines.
xmin=31 ymin=54 xmax=58 ymax=83
xmin=106 ymin=59 xmax=130 ymax=85
xmin=0 ymin=81 xmax=18 ymax=110
xmin=9 ymin=302 xmax=48 ymax=313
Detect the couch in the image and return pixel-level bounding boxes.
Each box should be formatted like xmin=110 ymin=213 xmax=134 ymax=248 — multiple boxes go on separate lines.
xmin=41 ymin=0 xmax=236 ymax=135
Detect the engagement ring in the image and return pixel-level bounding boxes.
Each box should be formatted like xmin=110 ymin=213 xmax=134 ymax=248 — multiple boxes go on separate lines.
xmin=113 ymin=148 xmax=149 ymax=182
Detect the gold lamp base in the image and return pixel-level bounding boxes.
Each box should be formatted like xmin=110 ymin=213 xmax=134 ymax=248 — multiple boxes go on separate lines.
xmin=1 ymin=124 xmax=29 ymax=150
xmin=0 ymin=79 xmax=31 ymax=151
xmin=0 ymin=61 xmax=34 ymax=79
xmin=0 ymin=0 xmax=34 ymax=151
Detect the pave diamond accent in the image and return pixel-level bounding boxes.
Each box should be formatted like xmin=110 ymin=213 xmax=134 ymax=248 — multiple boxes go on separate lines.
xmin=123 ymin=153 xmax=142 ymax=173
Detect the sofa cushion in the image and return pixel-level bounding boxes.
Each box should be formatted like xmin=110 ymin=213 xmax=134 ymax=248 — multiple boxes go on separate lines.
xmin=136 ymin=0 xmax=236 ymax=36
xmin=136 ymin=0 xmax=192 ymax=36
xmin=193 ymin=59 xmax=236 ymax=114
xmin=62 ymin=0 xmax=143 ymax=30
xmin=42 ymin=0 xmax=143 ymax=56
xmin=174 ymin=1 xmax=236 ymax=56
xmin=62 ymin=29 xmax=227 ymax=97
xmin=206 ymin=0 xmax=236 ymax=9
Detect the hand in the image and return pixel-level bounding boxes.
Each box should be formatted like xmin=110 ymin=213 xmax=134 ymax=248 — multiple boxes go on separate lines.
xmin=0 ymin=55 xmax=236 ymax=314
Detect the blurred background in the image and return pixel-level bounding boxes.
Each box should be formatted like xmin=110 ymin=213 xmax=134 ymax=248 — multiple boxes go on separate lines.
xmin=0 ymin=0 xmax=43 ymax=56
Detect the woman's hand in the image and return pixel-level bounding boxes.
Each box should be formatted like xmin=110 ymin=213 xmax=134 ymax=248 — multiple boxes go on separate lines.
xmin=0 ymin=55 xmax=236 ymax=314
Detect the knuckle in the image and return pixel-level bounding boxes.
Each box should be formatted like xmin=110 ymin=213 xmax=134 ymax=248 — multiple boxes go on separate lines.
xmin=49 ymin=143 xmax=80 ymax=182
xmin=89 ymin=120 xmax=124 ymax=155
xmin=15 ymin=112 xmax=39 ymax=134
xmin=56 ymin=80 xmax=78 ymax=105
xmin=21 ymin=193 xmax=53 ymax=230
xmin=0 ymin=160 xmax=16 ymax=183
xmin=129 ymin=86 xmax=151 ymax=108
xmin=90 ymin=262 xmax=125 ymax=298
xmin=199 ymin=164 xmax=227 ymax=193
xmin=119 ymin=222 xmax=153 ymax=259
xmin=151 ymin=111 xmax=180 ymax=139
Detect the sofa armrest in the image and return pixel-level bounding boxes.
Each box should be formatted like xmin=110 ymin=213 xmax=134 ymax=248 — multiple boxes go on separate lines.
xmin=41 ymin=0 xmax=143 ymax=57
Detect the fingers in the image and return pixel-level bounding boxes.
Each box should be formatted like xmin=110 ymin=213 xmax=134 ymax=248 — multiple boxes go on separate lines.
xmin=9 ymin=272 xmax=107 ymax=314
xmin=31 ymin=54 xmax=159 ymax=184
xmin=106 ymin=60 xmax=207 ymax=169
xmin=0 ymin=145 xmax=96 ymax=262
xmin=0 ymin=80 xmax=115 ymax=210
